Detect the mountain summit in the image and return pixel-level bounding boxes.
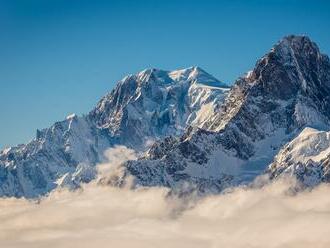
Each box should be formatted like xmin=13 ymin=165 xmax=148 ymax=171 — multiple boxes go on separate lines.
xmin=248 ymin=35 xmax=330 ymax=101
xmin=0 ymin=67 xmax=228 ymax=197
xmin=120 ymin=35 xmax=330 ymax=193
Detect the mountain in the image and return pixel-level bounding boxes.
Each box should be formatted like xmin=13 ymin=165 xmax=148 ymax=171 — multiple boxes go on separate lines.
xmin=0 ymin=67 xmax=229 ymax=197
xmin=268 ymin=127 xmax=330 ymax=187
xmin=1 ymin=35 xmax=330 ymax=198
xmin=120 ymin=35 xmax=330 ymax=193
xmin=89 ymin=66 xmax=229 ymax=149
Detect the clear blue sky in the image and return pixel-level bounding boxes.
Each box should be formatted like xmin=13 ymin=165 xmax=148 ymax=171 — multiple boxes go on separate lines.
xmin=1 ymin=0 xmax=330 ymax=149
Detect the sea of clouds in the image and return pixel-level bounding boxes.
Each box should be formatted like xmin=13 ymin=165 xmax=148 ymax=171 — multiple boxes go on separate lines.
xmin=0 ymin=146 xmax=330 ymax=248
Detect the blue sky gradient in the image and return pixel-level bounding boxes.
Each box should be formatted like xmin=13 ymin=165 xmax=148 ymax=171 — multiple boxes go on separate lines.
xmin=1 ymin=0 xmax=330 ymax=148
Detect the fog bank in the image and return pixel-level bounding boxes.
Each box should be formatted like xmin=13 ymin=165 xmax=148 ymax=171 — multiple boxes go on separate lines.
xmin=0 ymin=147 xmax=330 ymax=248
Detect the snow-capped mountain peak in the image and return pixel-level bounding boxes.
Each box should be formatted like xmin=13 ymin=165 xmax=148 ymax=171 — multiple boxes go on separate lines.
xmin=0 ymin=67 xmax=228 ymax=197
xmin=168 ymin=66 xmax=227 ymax=88
xmin=89 ymin=67 xmax=229 ymax=145
xmin=120 ymin=35 xmax=330 ymax=193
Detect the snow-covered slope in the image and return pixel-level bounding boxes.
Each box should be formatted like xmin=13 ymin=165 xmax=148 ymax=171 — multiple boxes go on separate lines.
xmin=89 ymin=66 xmax=229 ymax=149
xmin=0 ymin=67 xmax=229 ymax=197
xmin=268 ymin=127 xmax=330 ymax=186
xmin=121 ymin=35 xmax=330 ymax=193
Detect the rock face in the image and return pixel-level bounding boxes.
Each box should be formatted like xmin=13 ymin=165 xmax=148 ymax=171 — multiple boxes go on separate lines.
xmin=123 ymin=35 xmax=330 ymax=192
xmin=0 ymin=67 xmax=229 ymax=197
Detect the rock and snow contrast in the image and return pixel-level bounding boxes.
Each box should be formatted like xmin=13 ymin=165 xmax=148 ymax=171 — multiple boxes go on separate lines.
xmin=0 ymin=66 xmax=229 ymax=197
xmin=89 ymin=66 xmax=229 ymax=148
xmin=121 ymin=35 xmax=330 ymax=192
xmin=268 ymin=127 xmax=330 ymax=187
xmin=1 ymin=35 xmax=330 ymax=198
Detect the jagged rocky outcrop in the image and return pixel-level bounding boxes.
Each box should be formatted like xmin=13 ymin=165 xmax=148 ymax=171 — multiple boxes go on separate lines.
xmin=0 ymin=67 xmax=229 ymax=197
xmin=122 ymin=35 xmax=330 ymax=192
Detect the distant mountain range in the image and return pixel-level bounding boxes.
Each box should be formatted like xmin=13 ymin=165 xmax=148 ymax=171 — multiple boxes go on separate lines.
xmin=1 ymin=35 xmax=330 ymax=198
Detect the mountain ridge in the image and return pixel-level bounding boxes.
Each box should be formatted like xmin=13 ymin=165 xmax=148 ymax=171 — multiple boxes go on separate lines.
xmin=0 ymin=66 xmax=228 ymax=197
xmin=119 ymin=35 xmax=330 ymax=193
xmin=1 ymin=35 xmax=330 ymax=197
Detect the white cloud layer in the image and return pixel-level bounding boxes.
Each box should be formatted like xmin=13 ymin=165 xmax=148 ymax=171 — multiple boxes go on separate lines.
xmin=0 ymin=147 xmax=330 ymax=248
